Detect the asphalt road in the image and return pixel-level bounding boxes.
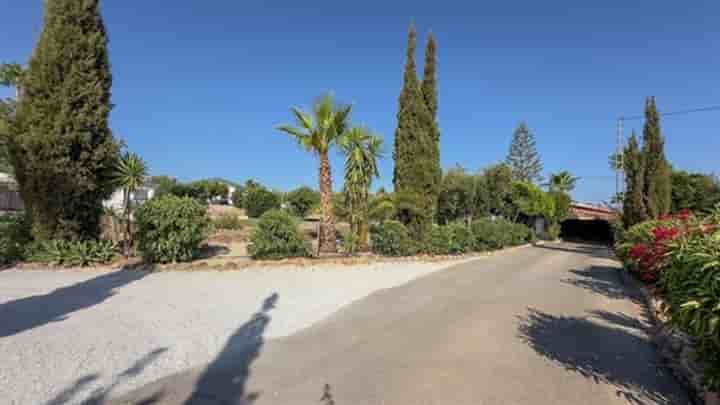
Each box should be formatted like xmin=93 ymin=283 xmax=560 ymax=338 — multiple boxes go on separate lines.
xmin=107 ymin=242 xmax=692 ymax=405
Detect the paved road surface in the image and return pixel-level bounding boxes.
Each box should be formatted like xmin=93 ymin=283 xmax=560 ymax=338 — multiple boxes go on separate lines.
xmin=108 ymin=242 xmax=691 ymax=405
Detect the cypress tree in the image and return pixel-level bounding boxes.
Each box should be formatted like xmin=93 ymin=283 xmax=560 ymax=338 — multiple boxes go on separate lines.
xmin=641 ymin=96 xmax=672 ymax=218
xmin=11 ymin=0 xmax=119 ymax=241
xmin=392 ymin=24 xmax=435 ymax=236
xmin=506 ymin=122 xmax=543 ymax=183
xmin=622 ymin=132 xmax=647 ymax=227
xmin=421 ymin=33 xmax=441 ymax=201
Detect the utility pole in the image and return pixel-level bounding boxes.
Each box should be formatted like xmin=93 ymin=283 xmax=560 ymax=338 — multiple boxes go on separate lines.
xmin=615 ymin=117 xmax=624 ymax=209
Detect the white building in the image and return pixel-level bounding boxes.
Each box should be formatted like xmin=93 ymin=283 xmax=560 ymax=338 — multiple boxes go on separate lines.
xmin=103 ymin=179 xmax=156 ymax=212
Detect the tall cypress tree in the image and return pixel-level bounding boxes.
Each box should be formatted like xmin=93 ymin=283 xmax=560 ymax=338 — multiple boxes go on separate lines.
xmin=622 ymin=132 xmax=647 ymax=227
xmin=641 ymin=96 xmax=672 ymax=218
xmin=506 ymin=122 xmax=543 ymax=183
xmin=421 ymin=33 xmax=441 ymax=203
xmin=12 ymin=0 xmax=119 ymax=240
xmin=393 ymin=24 xmax=435 ymax=235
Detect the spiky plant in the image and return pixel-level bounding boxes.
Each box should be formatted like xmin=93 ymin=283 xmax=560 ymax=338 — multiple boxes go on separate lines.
xmin=112 ymin=152 xmax=148 ymax=256
xmin=340 ymin=127 xmax=383 ymax=251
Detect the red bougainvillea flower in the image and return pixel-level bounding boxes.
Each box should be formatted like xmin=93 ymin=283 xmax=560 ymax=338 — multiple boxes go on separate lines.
xmin=653 ymin=226 xmax=680 ymax=242
xmin=675 ymin=209 xmax=692 ymax=221
xmin=629 ymin=243 xmax=648 ymax=259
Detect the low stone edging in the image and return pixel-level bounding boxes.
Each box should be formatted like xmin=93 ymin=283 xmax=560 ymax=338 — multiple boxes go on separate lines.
xmin=618 ymin=267 xmax=717 ymax=405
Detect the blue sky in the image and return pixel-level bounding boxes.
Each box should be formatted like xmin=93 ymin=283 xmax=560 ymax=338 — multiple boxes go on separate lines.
xmin=2 ymin=1 xmax=719 ymax=203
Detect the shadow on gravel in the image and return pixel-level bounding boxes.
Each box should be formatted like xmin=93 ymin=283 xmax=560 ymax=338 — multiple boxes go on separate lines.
xmin=517 ymin=308 xmax=691 ymax=405
xmin=0 ymin=268 xmax=148 ymax=338
xmin=183 ymin=292 xmax=279 ymax=405
xmin=46 ymin=347 xmax=168 ymax=405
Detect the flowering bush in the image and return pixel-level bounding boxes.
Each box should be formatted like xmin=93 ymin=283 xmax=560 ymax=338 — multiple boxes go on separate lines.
xmin=618 ymin=206 xmax=720 ymax=389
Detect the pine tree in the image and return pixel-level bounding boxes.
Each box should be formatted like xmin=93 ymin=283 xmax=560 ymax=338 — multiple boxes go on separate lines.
xmin=421 ymin=33 xmax=441 ymax=201
xmin=622 ymin=132 xmax=647 ymax=227
xmin=11 ymin=0 xmax=119 ymax=241
xmin=506 ymin=122 xmax=543 ymax=183
xmin=392 ymin=24 xmax=435 ymax=236
xmin=641 ymin=96 xmax=672 ymax=218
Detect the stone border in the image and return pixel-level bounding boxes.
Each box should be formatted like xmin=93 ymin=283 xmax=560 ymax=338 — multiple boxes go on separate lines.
xmin=10 ymin=242 xmax=539 ymax=273
xmin=618 ymin=267 xmax=717 ymax=405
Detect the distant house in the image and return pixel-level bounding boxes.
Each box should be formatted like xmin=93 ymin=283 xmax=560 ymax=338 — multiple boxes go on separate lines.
xmin=103 ymin=177 xmax=156 ymax=212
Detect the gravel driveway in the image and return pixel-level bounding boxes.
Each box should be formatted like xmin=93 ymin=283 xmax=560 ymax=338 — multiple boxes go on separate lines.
xmin=0 ymin=259 xmax=471 ymax=405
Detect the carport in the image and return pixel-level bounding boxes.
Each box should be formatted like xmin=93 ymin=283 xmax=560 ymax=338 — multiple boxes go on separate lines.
xmin=560 ymin=203 xmax=616 ymax=243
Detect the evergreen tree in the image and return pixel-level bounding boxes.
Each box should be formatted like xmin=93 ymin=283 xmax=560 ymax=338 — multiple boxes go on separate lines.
xmin=11 ymin=0 xmax=119 ymax=240
xmin=392 ymin=24 xmax=435 ymax=236
xmin=421 ymin=33 xmax=442 ymax=202
xmin=641 ymin=96 xmax=672 ymax=218
xmin=506 ymin=122 xmax=543 ymax=183
xmin=622 ymin=133 xmax=648 ymax=227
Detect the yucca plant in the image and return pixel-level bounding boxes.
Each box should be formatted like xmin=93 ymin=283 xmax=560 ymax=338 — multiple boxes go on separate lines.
xmin=276 ymin=94 xmax=351 ymax=253
xmin=112 ymin=152 xmax=148 ymax=256
xmin=340 ymin=127 xmax=383 ymax=252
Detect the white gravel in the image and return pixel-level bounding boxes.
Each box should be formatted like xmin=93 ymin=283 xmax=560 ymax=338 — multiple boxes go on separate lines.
xmin=0 ymin=260 xmax=469 ymax=405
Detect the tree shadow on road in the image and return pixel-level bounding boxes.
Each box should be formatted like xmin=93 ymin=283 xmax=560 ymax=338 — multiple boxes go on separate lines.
xmin=562 ymin=266 xmax=643 ymax=303
xmin=533 ymin=242 xmax=614 ymax=259
xmin=45 ymin=347 xmax=168 ymax=405
xmin=182 ymin=292 xmax=279 ymax=405
xmin=0 ymin=268 xmax=149 ymax=338
xmin=517 ymin=308 xmax=691 ymax=405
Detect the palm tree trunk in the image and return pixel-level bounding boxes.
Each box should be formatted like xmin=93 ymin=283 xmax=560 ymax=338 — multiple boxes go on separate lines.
xmin=123 ymin=189 xmax=131 ymax=257
xmin=318 ymin=152 xmax=337 ymax=253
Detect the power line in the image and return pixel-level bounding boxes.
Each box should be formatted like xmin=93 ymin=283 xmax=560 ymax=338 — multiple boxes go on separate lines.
xmin=620 ymin=105 xmax=720 ymax=121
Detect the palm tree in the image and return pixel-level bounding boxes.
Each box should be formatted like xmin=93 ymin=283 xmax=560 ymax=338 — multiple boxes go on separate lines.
xmin=276 ymin=94 xmax=351 ymax=253
xmin=546 ymin=170 xmax=579 ymax=194
xmin=340 ymin=127 xmax=383 ymax=251
xmin=112 ymin=152 xmax=148 ymax=256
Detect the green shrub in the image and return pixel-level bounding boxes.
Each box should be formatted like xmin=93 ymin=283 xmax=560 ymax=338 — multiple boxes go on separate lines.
xmin=446 ymin=222 xmax=473 ymax=254
xmin=615 ymin=219 xmax=664 ymax=261
xmin=0 ymin=215 xmax=32 ymax=264
xmin=27 ymin=239 xmax=116 ymax=267
xmin=371 ymin=220 xmax=417 ymax=256
xmin=245 ymin=186 xmax=280 ymax=218
xmin=546 ymin=222 xmax=561 ymax=240
xmin=471 ymin=217 xmax=530 ymax=250
xmin=427 ymin=225 xmax=452 ymax=255
xmin=135 ymin=195 xmax=211 ymax=263
xmin=341 ymin=231 xmax=360 ymax=256
xmin=212 ymin=213 xmax=243 ymax=230
xmin=286 ymin=186 xmax=320 ymax=218
xmin=659 ymin=223 xmax=720 ymax=389
xmin=248 ymin=210 xmax=310 ymax=260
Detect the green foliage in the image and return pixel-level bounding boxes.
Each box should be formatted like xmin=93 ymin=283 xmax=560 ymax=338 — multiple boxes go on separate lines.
xmin=370 ymin=220 xmax=417 ymax=256
xmin=247 ymin=209 xmax=310 ymax=260
xmin=475 ymin=163 xmax=514 ymax=218
xmin=472 ymin=218 xmax=531 ymax=250
xmin=437 ymin=166 xmax=476 ymax=225
xmin=623 ymin=133 xmax=648 ymax=227
xmin=27 ymin=239 xmax=116 ymax=267
xmin=0 ymin=215 xmax=32 ymax=264
xmin=11 ymin=0 xmax=119 ymax=241
xmin=426 ymin=223 xmax=473 ymax=255
xmin=341 ymin=127 xmax=383 ymax=250
xmin=244 ymin=185 xmax=280 ymax=218
xmin=547 ymin=223 xmax=561 ymax=240
xmin=212 ymin=213 xmax=243 ymax=230
xmin=642 ymin=96 xmax=672 ymax=218
xmin=134 ymin=195 xmax=211 ymax=263
xmin=506 ymin=122 xmax=543 ymax=184
xmin=671 ymin=170 xmax=720 ymax=214
xmin=393 ymin=24 xmax=437 ymax=237
xmin=369 ymin=192 xmax=396 ymax=223
xmin=615 ymin=219 xmax=664 ymax=262
xmin=421 ymin=32 xmax=442 ymax=211
xmin=546 ymin=170 xmax=578 ymax=193
xmin=511 ymin=182 xmax=555 ymax=220
xmin=286 ymin=186 xmax=320 ymax=218
xmin=276 ymin=93 xmax=352 ymax=253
